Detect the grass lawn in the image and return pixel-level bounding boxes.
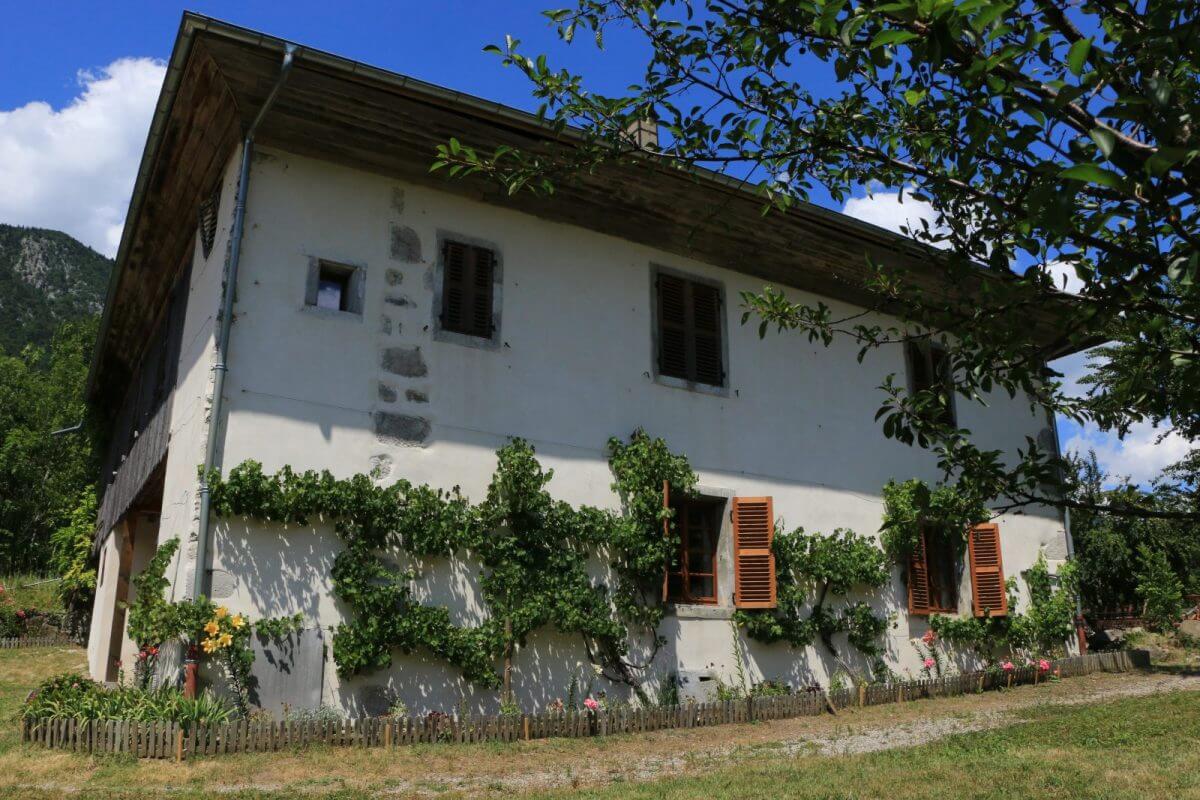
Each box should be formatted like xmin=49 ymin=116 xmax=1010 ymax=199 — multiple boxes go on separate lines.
xmin=1 ymin=646 xmax=1197 ymax=799
xmin=0 ymin=575 xmax=65 ymax=614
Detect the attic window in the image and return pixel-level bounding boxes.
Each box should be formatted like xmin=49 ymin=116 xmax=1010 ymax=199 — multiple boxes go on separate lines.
xmin=440 ymin=240 xmax=496 ymax=338
xmin=305 ymin=258 xmax=365 ymax=316
xmin=198 ymin=187 xmax=220 ymax=259
xmin=654 ymin=269 xmax=726 ymax=388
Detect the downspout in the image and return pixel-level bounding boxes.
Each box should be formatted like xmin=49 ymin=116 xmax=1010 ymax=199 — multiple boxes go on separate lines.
xmin=193 ymin=43 xmax=298 ymax=600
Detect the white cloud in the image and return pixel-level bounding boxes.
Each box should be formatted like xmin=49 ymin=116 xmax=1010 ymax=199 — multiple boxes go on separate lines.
xmin=842 ymin=185 xmax=944 ymax=241
xmin=1043 ymin=259 xmax=1085 ymax=294
xmin=1062 ymin=420 xmax=1192 ymax=487
xmin=0 ymin=57 xmax=165 ymax=257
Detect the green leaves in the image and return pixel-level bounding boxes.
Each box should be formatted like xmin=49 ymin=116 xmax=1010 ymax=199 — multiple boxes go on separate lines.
xmin=1066 ymin=37 xmax=1092 ymax=76
xmin=870 ymin=29 xmax=920 ymax=49
xmin=1058 ymin=162 xmax=1125 ymax=189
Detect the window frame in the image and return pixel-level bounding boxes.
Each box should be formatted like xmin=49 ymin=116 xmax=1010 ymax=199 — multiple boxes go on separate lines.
xmin=904 ymin=338 xmax=957 ymax=427
xmin=909 ymin=524 xmax=963 ymax=616
xmin=666 ymin=495 xmax=723 ymax=606
xmin=303 ymin=257 xmax=366 ymax=319
xmin=649 ymin=265 xmax=730 ymax=395
xmin=432 ymin=230 xmax=503 ymax=350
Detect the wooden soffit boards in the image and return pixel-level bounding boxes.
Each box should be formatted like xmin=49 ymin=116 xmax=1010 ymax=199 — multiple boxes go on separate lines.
xmin=91 ymin=41 xmax=241 ymax=411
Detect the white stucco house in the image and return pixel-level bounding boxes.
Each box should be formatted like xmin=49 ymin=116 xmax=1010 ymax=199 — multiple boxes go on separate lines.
xmin=85 ymin=14 xmax=1083 ymax=715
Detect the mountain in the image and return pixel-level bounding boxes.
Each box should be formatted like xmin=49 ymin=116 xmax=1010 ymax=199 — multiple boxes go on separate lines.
xmin=0 ymin=225 xmax=112 ymax=354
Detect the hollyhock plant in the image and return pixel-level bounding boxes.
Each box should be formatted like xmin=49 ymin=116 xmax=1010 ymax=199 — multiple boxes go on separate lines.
xmin=1039 ymin=659 xmax=1051 ymax=672
xmin=583 ymin=697 xmax=599 ymax=711
xmin=923 ymin=658 xmax=936 ymax=670
xmin=1001 ymin=661 xmax=1014 ymax=672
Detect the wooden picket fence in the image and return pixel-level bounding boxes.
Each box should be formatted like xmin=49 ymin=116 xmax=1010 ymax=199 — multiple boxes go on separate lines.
xmin=20 ymin=650 xmax=1137 ymax=760
xmin=0 ymin=635 xmax=74 ymax=649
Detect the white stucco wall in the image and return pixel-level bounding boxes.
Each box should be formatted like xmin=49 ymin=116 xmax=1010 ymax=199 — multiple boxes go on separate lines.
xmin=163 ymin=147 xmax=1070 ymax=713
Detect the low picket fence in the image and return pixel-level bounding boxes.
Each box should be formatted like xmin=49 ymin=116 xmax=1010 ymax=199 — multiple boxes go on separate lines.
xmin=20 ymin=650 xmax=1137 ymax=760
xmin=0 ymin=635 xmax=74 ymax=649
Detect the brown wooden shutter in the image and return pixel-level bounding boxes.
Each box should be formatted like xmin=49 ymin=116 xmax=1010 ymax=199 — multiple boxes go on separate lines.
xmin=657 ymin=274 xmax=689 ymax=380
xmin=442 ymin=241 xmax=494 ymax=338
xmin=733 ymin=497 xmax=776 ymax=608
xmin=661 ymin=479 xmax=670 ymax=602
xmin=969 ymin=523 xmax=1008 ymax=617
xmin=907 ymin=528 xmax=933 ymax=616
xmin=691 ymin=282 xmax=724 ymax=386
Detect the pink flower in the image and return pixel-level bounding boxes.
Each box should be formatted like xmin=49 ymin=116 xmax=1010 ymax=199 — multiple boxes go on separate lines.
xmin=923 ymin=657 xmax=936 ymax=669
xmin=15 ymin=610 xmax=25 ymax=619
xmin=583 ymin=697 xmax=599 ymax=711
xmin=922 ymin=629 xmax=937 ymax=645
xmin=1001 ymin=661 xmax=1014 ymax=672
xmin=1038 ymin=659 xmax=1050 ymax=672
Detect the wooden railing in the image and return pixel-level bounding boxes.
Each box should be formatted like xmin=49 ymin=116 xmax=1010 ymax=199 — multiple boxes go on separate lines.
xmin=19 ymin=650 xmax=1137 ymax=760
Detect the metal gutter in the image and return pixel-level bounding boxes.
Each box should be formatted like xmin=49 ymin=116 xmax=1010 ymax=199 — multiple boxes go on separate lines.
xmin=192 ymin=42 xmax=298 ymax=600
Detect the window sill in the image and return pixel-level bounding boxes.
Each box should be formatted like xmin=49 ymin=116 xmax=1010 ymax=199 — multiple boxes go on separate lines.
xmin=670 ymin=604 xmax=734 ymax=620
xmin=300 ymin=305 xmax=363 ymax=323
xmin=652 ymin=373 xmax=730 ymax=398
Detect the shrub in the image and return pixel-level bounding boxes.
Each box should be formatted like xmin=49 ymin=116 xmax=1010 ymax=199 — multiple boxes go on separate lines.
xmin=1136 ymin=545 xmax=1185 ymax=632
xmin=22 ymin=673 xmax=235 ymax=726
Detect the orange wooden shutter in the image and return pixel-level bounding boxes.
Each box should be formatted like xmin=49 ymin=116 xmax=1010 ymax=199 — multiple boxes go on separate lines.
xmin=661 ymin=479 xmax=670 ymax=602
xmin=969 ymin=523 xmax=1008 ymax=617
xmin=733 ymin=497 xmax=776 ymax=608
xmin=907 ymin=529 xmax=932 ymax=616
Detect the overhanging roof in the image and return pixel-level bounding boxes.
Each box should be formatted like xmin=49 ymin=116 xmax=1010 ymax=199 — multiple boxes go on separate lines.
xmin=88 ymin=12 xmax=1090 ymax=410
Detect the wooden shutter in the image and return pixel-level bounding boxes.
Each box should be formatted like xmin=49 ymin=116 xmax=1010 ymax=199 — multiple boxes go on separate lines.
xmin=661 ymin=479 xmax=670 ymax=602
xmin=733 ymin=497 xmax=776 ymax=608
xmin=656 ymin=273 xmax=724 ymax=386
xmin=657 ymin=274 xmax=689 ymax=380
xmin=442 ymin=241 xmax=494 ymax=338
xmin=907 ymin=528 xmax=932 ymax=616
xmin=969 ymin=523 xmax=1008 ymax=617
xmin=691 ymin=282 xmax=724 ymax=386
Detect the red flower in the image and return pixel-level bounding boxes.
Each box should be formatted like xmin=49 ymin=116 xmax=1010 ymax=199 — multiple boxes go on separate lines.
xmin=922 ymin=629 xmax=937 ymax=645
xmin=16 ymin=610 xmax=26 ymax=619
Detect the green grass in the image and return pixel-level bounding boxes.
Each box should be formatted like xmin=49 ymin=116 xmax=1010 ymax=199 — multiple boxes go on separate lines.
xmin=0 ymin=575 xmax=64 ymax=613
xmin=524 ymin=691 xmax=1200 ymax=800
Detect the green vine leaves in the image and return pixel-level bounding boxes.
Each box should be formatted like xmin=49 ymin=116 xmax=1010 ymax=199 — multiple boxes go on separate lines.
xmin=880 ymin=478 xmax=991 ymax=561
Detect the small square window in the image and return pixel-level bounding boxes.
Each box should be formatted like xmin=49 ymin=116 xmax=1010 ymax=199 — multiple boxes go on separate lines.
xmin=305 ymin=259 xmax=364 ymax=316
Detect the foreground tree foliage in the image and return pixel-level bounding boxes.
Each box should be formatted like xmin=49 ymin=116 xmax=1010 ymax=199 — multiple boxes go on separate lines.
xmin=437 ymin=0 xmax=1198 ymax=521
xmin=0 ymin=319 xmax=98 ymax=572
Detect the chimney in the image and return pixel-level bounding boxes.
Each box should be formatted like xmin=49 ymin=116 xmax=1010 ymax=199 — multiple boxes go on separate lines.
xmin=625 ymin=113 xmax=659 ymax=150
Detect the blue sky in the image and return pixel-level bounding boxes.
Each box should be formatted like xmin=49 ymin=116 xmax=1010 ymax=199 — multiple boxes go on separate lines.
xmin=0 ymin=2 xmax=1185 ymax=485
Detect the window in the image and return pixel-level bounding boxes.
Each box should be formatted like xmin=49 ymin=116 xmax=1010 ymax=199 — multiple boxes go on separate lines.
xmin=305 ymin=258 xmax=364 ymax=316
xmin=440 ymin=239 xmax=495 ymax=339
xmin=908 ymin=525 xmax=960 ymax=615
xmin=905 ymin=339 xmax=955 ymax=426
xmin=655 ymin=271 xmax=725 ymax=387
xmin=666 ymin=496 xmax=722 ymax=604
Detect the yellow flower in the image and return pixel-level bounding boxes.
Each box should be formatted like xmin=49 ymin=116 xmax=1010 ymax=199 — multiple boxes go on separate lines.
xmin=214 ymin=606 xmax=229 ymax=619
xmin=203 ymin=620 xmax=220 ymax=636
xmin=201 ymin=637 xmax=219 ymax=654
xmin=230 ymin=614 xmax=246 ymax=629
xmin=217 ymin=633 xmax=233 ymax=648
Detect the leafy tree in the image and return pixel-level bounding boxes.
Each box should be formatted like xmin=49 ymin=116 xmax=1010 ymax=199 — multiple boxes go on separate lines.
xmin=437 ymin=0 xmax=1198 ymax=521
xmin=1134 ymin=543 xmax=1186 ymax=631
xmin=49 ymin=491 xmax=98 ymax=636
xmin=1067 ymin=450 xmax=1200 ymax=613
xmin=0 ymin=318 xmax=98 ymax=572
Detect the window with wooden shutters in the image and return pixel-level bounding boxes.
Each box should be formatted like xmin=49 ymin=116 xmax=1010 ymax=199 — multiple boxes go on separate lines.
xmin=440 ymin=239 xmax=496 ymax=339
xmin=732 ymin=497 xmax=776 ymax=608
xmin=908 ymin=525 xmax=961 ymax=615
xmin=655 ymin=271 xmax=725 ymax=387
xmin=968 ymin=523 xmax=1008 ymax=617
xmin=664 ymin=495 xmax=721 ymax=605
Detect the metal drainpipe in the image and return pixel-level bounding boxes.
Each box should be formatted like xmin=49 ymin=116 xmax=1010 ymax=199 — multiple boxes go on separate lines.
xmin=193 ymin=43 xmax=298 ymax=600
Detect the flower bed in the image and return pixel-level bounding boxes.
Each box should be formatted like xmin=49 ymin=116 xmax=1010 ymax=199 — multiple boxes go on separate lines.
xmin=19 ymin=651 xmax=1140 ymax=760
